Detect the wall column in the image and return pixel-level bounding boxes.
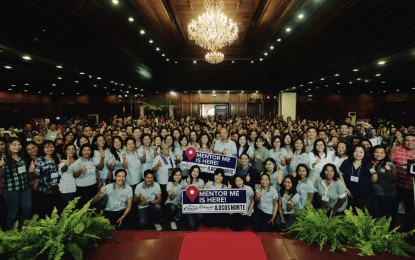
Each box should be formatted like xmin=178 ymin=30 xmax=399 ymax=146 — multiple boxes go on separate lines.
xmin=278 ymin=92 xmax=297 ymax=119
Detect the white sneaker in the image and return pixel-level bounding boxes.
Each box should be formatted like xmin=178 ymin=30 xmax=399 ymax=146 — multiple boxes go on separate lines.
xmin=170 ymin=221 xmax=177 ymax=230
xmin=154 ymin=223 xmax=162 ymax=231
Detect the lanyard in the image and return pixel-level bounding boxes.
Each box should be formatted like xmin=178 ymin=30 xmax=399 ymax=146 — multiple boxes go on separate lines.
xmin=161 ymin=155 xmax=173 ymax=171
xmin=239 ymin=164 xmax=251 ymax=177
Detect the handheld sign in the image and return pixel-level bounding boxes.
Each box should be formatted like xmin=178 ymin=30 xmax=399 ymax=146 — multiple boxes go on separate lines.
xmin=182 ymin=186 xmax=247 ymax=214
xmin=181 ymin=147 xmax=237 ymax=176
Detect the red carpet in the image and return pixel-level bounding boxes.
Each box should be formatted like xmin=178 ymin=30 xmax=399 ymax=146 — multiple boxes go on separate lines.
xmin=179 ymin=228 xmax=267 ymax=260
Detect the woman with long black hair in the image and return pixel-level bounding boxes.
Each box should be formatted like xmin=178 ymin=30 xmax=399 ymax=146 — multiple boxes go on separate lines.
xmin=34 ymin=140 xmax=61 ymax=217
xmin=0 ymin=137 xmax=32 ymax=229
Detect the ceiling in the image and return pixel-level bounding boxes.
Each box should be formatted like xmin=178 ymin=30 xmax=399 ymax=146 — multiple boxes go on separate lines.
xmin=1 ymin=0 xmax=415 ymax=97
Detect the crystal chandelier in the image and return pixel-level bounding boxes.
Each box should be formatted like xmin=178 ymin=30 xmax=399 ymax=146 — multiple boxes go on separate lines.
xmin=205 ymin=51 xmax=224 ymax=64
xmin=188 ymin=0 xmax=238 ymax=51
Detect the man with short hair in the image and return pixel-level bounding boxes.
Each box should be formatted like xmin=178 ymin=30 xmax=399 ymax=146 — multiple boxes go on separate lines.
xmin=134 ymin=170 xmax=163 ymax=231
xmin=82 ymin=125 xmax=94 ymax=143
xmin=213 ymin=128 xmax=237 ymax=157
xmin=390 ymin=134 xmax=415 ymax=231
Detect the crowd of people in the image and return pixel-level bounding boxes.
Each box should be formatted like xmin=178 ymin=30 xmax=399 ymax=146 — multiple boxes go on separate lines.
xmin=0 ymin=114 xmax=414 ymax=232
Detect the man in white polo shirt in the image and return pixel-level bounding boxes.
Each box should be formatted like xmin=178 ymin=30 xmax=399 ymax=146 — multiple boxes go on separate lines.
xmin=134 ymin=169 xmax=163 ymax=231
xmin=213 ymin=128 xmax=237 ymax=157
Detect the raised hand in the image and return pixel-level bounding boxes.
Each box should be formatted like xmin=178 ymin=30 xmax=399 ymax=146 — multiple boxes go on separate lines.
xmin=246 ymin=173 xmax=251 ymax=183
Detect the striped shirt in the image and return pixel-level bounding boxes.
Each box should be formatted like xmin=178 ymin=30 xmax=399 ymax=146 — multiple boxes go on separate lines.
xmin=390 ymin=146 xmax=415 ymax=190
xmin=2 ymin=156 xmax=29 ymax=191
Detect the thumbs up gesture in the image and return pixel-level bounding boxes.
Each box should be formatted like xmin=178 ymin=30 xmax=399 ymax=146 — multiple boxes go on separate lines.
xmin=168 ymin=187 xmax=174 ymax=196
xmin=227 ymin=181 xmax=232 ymax=189
xmin=246 ymin=173 xmax=251 ymax=183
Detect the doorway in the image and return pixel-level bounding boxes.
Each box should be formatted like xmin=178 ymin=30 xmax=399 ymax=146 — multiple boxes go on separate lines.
xmin=200 ymin=104 xmax=228 ymax=117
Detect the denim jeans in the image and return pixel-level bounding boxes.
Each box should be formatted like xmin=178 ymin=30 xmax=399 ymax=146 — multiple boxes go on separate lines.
xmin=137 ymin=204 xmax=162 ymax=227
xmin=164 ymin=203 xmax=182 ymax=222
xmin=3 ymin=188 xmax=32 ymax=229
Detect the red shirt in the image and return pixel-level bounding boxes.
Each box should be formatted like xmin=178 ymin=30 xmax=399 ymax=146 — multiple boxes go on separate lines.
xmin=391 ymin=146 xmax=415 ymax=190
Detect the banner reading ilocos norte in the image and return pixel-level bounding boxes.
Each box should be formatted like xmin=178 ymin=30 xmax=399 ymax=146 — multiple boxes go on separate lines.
xmin=180 ymin=147 xmax=237 ymax=176
xmin=182 ymin=185 xmax=247 ymax=214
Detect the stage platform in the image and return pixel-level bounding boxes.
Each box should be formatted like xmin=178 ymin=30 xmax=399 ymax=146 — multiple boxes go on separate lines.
xmin=86 ymin=227 xmax=407 ymax=260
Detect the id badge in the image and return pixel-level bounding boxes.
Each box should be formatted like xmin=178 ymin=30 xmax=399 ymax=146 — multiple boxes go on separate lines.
xmin=51 ymin=172 xmax=59 ymax=179
xmin=351 ymin=176 xmax=359 ymax=182
xmin=18 ymin=165 xmax=26 ymax=174
xmin=322 ymin=195 xmax=330 ymax=202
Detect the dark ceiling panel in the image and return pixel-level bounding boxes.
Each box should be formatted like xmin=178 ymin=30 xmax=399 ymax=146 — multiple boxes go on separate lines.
xmin=0 ymin=0 xmax=415 ymax=96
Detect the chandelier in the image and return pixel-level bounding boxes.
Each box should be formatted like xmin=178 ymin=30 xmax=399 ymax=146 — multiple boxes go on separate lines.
xmin=205 ymin=51 xmax=224 ymax=64
xmin=188 ymin=0 xmax=238 ymax=52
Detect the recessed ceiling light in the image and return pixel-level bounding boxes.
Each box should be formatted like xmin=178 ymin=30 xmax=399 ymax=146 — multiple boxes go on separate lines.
xmin=4 ymin=65 xmax=12 ymax=69
xmin=227 ymin=91 xmax=230 ymax=93
xmin=396 ymin=89 xmax=400 ymax=92
xmin=320 ymin=78 xmax=325 ymax=80
xmin=56 ymin=65 xmax=63 ymax=69
xmin=11 ymin=84 xmax=16 ymax=87
xmin=377 ymin=60 xmax=386 ymax=65
xmin=298 ymin=14 xmax=304 ymax=19
xmin=255 ymin=90 xmax=258 ymax=93
xmin=336 ymin=82 xmax=340 ymax=85
xmin=166 ymin=59 xmax=169 ymax=61
xmin=174 ymin=61 xmax=178 ymax=64
xmin=381 ymin=81 xmax=386 ymax=84
xmin=128 ymin=17 xmax=134 ymax=22
xmin=193 ymin=60 xmax=197 ymax=64
xmin=251 ymin=60 xmax=254 ymax=63
xmin=97 ymin=77 xmax=101 ymax=80
xmin=270 ymin=46 xmax=274 ymax=50
xmin=57 ymin=77 xmax=62 ymax=80
xmin=24 ymin=83 xmax=29 ymax=86
xmin=93 ymin=84 xmax=97 ymax=87
xmin=375 ymin=74 xmax=381 ymax=77
xmin=51 ymin=83 xmax=56 ymax=86
xmin=334 ymin=74 xmax=340 ymax=77
xmin=241 ymin=91 xmax=244 ymax=93
xmin=364 ymin=79 xmax=369 ymax=82
xmin=259 ymin=58 xmax=263 ymax=61
xmin=353 ymin=69 xmax=359 ymax=72
xmin=8 ymin=88 xmax=12 ymax=91
xmin=37 ymin=91 xmax=42 ymax=94
xmin=156 ymin=47 xmax=160 ymax=51
xmin=74 ymin=80 xmax=79 ymax=83
xmin=198 ymin=90 xmax=201 ymax=93
xmin=24 ymin=90 xmax=28 ymax=92
xmin=162 ymin=54 xmax=165 ymax=57
xmin=264 ymin=52 xmax=268 ymax=56
xmin=356 ymin=78 xmax=361 ymax=81
xmin=286 ymin=27 xmax=291 ymax=32
xmin=149 ymin=40 xmax=153 ymax=44
xmin=140 ymin=29 xmax=145 ymax=35
xmin=232 ymin=61 xmax=235 ymax=63
xmin=112 ymin=0 xmax=119 ymax=5
xmin=277 ymin=38 xmax=282 ymax=42
xmin=79 ymin=72 xmax=85 ymax=75
xmin=22 ymin=55 xmax=31 ymax=60
xmin=309 ymin=81 xmax=313 ymax=84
